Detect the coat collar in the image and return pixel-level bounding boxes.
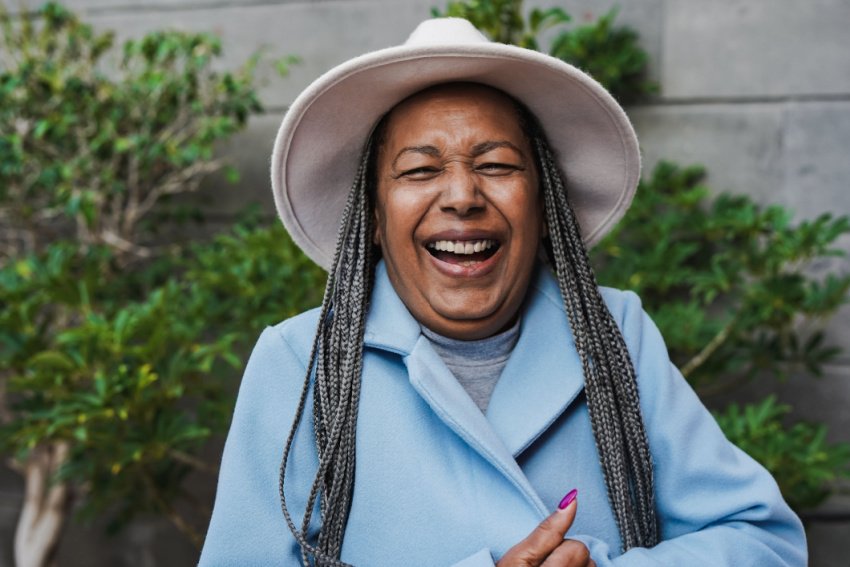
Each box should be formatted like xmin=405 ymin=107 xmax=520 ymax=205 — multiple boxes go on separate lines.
xmin=363 ymin=262 xmax=585 ymax=514
xmin=362 ymin=261 xmax=423 ymax=355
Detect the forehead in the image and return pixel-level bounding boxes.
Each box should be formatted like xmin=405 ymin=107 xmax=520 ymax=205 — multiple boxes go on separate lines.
xmin=379 ymin=83 xmax=527 ymax=147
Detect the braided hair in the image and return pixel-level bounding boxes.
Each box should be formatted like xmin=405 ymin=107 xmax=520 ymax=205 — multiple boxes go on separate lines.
xmin=278 ymin=139 xmax=377 ymax=566
xmin=279 ymin=94 xmax=658 ymax=565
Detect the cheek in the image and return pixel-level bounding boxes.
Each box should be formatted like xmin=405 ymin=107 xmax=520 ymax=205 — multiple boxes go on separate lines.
xmin=373 ymin=192 xmax=419 ymax=260
xmin=377 ymin=187 xmax=434 ymax=240
xmin=498 ymin=182 xmax=543 ymax=238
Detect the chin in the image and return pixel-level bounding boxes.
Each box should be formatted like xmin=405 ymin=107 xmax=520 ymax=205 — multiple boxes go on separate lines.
xmin=430 ymin=309 xmax=512 ymax=340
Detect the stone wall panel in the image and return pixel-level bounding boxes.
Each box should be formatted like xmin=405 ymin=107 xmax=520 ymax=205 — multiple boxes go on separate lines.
xmin=782 ymin=101 xmax=850 ymax=220
xmin=663 ymin=0 xmax=850 ymax=99
xmin=630 ymin=102 xmax=785 ymax=200
xmin=85 ymin=1 xmax=441 ymax=110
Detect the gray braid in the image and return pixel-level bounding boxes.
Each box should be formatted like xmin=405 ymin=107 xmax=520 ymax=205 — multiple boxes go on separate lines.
xmin=278 ymin=99 xmax=658 ymax=564
xmin=532 ymin=131 xmax=659 ymax=550
xmin=278 ymin=138 xmax=376 ymax=566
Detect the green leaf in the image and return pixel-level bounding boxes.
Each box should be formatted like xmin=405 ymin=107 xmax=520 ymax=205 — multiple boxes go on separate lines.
xmin=28 ymin=350 xmax=77 ymax=371
xmin=274 ymin=54 xmax=300 ymax=77
xmin=224 ymin=165 xmax=240 ymax=184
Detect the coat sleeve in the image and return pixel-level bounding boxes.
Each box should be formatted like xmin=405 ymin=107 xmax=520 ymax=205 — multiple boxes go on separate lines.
xmin=199 ymin=325 xmax=311 ymax=566
xmin=572 ymin=290 xmax=808 ymax=566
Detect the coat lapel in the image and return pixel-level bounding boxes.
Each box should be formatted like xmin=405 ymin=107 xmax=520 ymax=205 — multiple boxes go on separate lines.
xmin=404 ymin=337 xmax=547 ymax=516
xmin=485 ymin=267 xmax=586 ymax=457
xmin=363 ymin=262 xmax=583 ymax=518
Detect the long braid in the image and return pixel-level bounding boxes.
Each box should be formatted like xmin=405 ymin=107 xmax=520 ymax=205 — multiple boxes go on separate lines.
xmin=533 ymin=134 xmax=659 ymax=550
xmin=278 ymin=139 xmax=376 ymax=566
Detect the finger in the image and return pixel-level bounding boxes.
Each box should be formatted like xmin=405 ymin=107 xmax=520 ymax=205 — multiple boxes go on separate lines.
xmin=511 ymin=490 xmax=578 ymax=565
xmin=540 ymin=540 xmax=592 ymax=567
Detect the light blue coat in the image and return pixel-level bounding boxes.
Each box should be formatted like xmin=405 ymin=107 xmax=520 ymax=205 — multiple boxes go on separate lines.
xmin=200 ymin=262 xmax=806 ymax=566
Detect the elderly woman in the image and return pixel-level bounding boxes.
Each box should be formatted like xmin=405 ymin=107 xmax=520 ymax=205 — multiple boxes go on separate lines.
xmin=200 ymin=18 xmax=806 ymax=567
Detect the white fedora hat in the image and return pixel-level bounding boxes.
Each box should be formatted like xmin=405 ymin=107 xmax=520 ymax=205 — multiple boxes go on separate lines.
xmin=271 ymin=17 xmax=640 ymax=271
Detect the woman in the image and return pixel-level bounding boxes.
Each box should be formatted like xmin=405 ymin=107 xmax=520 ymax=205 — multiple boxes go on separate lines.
xmin=200 ymin=18 xmax=806 ymax=566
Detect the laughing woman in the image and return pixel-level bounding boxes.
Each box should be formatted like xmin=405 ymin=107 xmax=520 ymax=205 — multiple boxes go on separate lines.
xmin=199 ymin=18 xmax=806 ymax=567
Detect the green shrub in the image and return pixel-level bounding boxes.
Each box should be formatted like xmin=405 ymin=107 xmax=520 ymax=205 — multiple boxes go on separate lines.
xmin=434 ymin=0 xmax=654 ymax=101
xmin=0 ymin=3 xmax=286 ymax=559
xmin=548 ymin=8 xmax=655 ymax=102
xmin=0 ymin=223 xmax=326 ymax=541
xmin=434 ymin=0 xmax=569 ymax=49
xmin=0 ymin=244 xmax=241 ymax=536
xmin=593 ymin=163 xmax=850 ymax=393
xmin=715 ymin=397 xmax=850 ymax=509
xmin=0 ymin=2 xmax=260 ymax=261
xmin=592 ymin=162 xmax=850 ymax=509
xmin=183 ymin=218 xmax=326 ymax=333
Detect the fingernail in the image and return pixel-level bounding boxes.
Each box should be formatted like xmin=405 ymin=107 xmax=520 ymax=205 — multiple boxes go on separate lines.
xmin=558 ymin=489 xmax=578 ymax=510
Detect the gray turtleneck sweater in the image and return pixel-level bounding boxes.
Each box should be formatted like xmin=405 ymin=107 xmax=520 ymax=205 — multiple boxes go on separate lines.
xmin=420 ymin=320 xmax=521 ymax=413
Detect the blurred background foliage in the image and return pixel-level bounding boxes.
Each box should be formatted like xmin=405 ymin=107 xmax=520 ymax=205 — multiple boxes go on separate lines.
xmin=0 ymin=3 xmax=324 ymax=563
xmin=0 ymin=0 xmax=848 ymax=564
xmin=594 ymin=163 xmax=850 ymax=509
xmin=435 ymin=0 xmax=654 ymax=101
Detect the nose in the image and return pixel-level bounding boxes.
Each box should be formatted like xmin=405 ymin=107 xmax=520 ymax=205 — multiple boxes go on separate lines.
xmin=439 ymin=168 xmax=485 ymax=217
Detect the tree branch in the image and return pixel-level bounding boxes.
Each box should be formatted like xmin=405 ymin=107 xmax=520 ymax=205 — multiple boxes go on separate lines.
xmin=14 ymin=441 xmax=73 ymax=567
xmin=140 ymin=469 xmax=203 ymax=550
xmin=0 ymin=371 xmax=13 ymax=425
xmin=680 ymin=318 xmax=737 ymax=378
xmin=126 ymin=159 xmax=222 ymax=235
xmin=168 ymin=449 xmax=219 ymax=476
xmin=99 ymin=230 xmax=152 ymax=258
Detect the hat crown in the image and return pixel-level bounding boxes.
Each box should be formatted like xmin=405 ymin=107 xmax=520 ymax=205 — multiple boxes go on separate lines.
xmin=405 ymin=17 xmax=489 ymax=47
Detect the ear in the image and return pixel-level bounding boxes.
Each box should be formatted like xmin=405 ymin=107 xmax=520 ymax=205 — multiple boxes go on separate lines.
xmin=372 ymin=208 xmax=382 ymax=247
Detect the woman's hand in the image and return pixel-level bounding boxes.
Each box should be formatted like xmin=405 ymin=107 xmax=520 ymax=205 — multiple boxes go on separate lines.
xmin=497 ymin=491 xmax=595 ymax=567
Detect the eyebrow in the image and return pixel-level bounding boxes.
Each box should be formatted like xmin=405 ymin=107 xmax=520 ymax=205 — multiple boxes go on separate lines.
xmin=391 ymin=145 xmax=441 ymax=169
xmin=391 ymin=140 xmax=524 ymax=168
xmin=470 ymin=140 xmax=523 ymax=157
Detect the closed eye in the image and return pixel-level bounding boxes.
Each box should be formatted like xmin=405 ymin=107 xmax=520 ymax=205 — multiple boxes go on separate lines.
xmin=399 ymin=166 xmax=442 ymax=179
xmin=476 ymin=162 xmax=521 ymax=175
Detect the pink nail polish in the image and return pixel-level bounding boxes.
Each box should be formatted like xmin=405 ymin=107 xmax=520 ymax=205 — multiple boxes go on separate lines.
xmin=558 ymin=489 xmax=578 ymax=510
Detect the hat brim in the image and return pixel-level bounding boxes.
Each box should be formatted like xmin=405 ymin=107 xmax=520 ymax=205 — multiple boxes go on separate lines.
xmin=271 ymin=41 xmax=640 ymax=271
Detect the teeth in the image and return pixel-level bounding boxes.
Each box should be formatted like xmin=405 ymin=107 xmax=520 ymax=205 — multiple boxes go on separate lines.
xmin=427 ymin=239 xmax=497 ymax=255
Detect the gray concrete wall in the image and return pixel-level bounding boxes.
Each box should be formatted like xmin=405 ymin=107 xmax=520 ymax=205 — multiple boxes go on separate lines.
xmin=1 ymin=0 xmax=848 ymax=565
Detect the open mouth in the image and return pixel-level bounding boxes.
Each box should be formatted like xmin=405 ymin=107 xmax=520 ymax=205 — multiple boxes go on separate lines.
xmin=425 ymin=239 xmax=501 ymax=267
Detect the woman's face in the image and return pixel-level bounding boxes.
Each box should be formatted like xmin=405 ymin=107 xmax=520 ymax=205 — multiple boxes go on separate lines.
xmin=374 ymin=83 xmax=544 ymax=340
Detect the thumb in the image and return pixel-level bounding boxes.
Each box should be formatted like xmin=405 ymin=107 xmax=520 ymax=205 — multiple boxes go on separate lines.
xmin=540 ymin=489 xmax=579 ymax=540
xmin=514 ymin=489 xmax=579 ymax=565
